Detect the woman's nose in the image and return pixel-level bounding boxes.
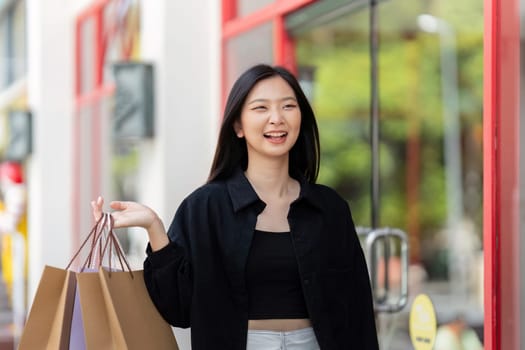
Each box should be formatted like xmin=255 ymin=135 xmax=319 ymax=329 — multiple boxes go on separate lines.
xmin=268 ymin=107 xmax=284 ymax=124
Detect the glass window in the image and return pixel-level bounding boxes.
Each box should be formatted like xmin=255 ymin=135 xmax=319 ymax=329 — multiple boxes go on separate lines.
xmin=80 ymin=18 xmax=96 ymax=93
xmin=0 ymin=0 xmax=27 ymax=87
xmin=0 ymin=15 xmax=7 ymax=88
xmin=102 ymin=1 xmax=141 ymax=84
xmin=103 ymin=1 xmax=122 ymax=84
xmin=238 ymin=0 xmax=275 ymax=18
xmin=11 ymin=0 xmax=26 ymax=82
xmin=76 ymin=103 xmax=95 ymax=235
xmin=225 ymin=21 xmax=273 ymax=92
xmin=292 ymin=0 xmax=484 ymax=347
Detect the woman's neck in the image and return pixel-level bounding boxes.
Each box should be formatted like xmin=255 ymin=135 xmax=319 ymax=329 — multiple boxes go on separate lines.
xmin=245 ymin=159 xmax=294 ymax=199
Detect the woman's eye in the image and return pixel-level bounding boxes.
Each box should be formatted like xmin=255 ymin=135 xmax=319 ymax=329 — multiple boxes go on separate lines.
xmin=283 ymin=104 xmax=297 ymax=110
xmin=252 ymin=106 xmax=267 ymax=111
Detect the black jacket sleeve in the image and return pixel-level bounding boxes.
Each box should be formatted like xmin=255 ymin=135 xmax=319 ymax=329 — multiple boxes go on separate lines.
xmin=143 ymin=199 xmax=193 ymax=328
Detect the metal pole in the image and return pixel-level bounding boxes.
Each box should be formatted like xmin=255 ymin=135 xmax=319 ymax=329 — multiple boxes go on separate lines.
xmin=369 ymin=0 xmax=390 ymax=310
xmin=370 ymin=0 xmax=380 ymax=229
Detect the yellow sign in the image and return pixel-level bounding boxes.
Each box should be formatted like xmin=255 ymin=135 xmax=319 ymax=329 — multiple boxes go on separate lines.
xmin=409 ymin=294 xmax=437 ymax=350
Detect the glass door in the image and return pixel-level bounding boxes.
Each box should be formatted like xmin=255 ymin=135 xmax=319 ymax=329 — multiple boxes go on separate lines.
xmin=287 ymin=0 xmax=484 ymax=348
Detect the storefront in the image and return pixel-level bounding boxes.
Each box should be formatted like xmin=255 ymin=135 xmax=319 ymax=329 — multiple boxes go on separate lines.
xmin=221 ymin=0 xmax=519 ymax=348
xmin=70 ymin=0 xmax=519 ymax=349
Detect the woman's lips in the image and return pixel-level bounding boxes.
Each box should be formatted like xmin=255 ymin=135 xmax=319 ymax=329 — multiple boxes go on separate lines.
xmin=263 ymin=131 xmax=288 ymax=144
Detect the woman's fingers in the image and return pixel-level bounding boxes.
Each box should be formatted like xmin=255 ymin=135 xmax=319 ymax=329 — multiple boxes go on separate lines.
xmin=90 ymin=199 xmax=158 ymax=230
xmin=107 ymin=201 xmax=156 ymax=229
xmin=91 ymin=196 xmax=104 ymax=220
xmin=109 ymin=201 xmax=127 ymax=210
xmin=108 ymin=202 xmax=131 ymax=228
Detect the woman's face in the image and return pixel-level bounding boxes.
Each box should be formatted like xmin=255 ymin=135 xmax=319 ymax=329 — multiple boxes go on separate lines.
xmin=235 ymin=76 xmax=301 ymax=163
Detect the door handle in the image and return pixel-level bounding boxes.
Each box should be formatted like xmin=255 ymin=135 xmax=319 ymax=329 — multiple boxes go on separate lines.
xmin=356 ymin=227 xmax=409 ymax=313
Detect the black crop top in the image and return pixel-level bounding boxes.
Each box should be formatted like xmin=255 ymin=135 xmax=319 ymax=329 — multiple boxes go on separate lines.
xmin=245 ymin=230 xmax=309 ymax=319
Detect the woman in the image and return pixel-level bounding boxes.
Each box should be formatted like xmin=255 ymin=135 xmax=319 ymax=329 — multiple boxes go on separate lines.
xmin=92 ymin=64 xmax=379 ymax=349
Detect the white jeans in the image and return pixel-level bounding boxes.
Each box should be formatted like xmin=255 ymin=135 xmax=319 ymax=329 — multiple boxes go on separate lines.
xmin=246 ymin=327 xmax=320 ymax=350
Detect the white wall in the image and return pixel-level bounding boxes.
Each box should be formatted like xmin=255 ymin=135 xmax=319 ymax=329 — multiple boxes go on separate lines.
xmin=139 ymin=0 xmax=220 ymax=222
xmin=138 ymin=1 xmax=221 ymax=348
xmin=26 ymin=0 xmax=74 ymax=300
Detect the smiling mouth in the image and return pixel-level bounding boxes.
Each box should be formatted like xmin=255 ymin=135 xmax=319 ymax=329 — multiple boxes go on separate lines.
xmin=263 ymin=132 xmax=288 ymax=139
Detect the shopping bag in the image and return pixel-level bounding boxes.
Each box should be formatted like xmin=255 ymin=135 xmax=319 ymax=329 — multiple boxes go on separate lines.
xmin=68 ymin=216 xmax=112 ymax=350
xmin=20 ymin=213 xmax=179 ymax=350
xmin=19 ymin=215 xmax=107 ymax=350
xmin=98 ymin=268 xmax=179 ymax=350
xmin=68 ymin=281 xmax=86 ymax=350
xmin=68 ymin=268 xmax=99 ymax=350
xmin=75 ymin=270 xmax=114 ymax=349
xmin=76 ymin=213 xmax=178 ymax=349
xmin=17 ymin=267 xmax=76 ymax=350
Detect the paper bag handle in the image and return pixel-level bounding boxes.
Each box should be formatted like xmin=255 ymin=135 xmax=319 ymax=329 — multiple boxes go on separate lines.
xmin=66 ymin=213 xmax=133 ymax=278
xmin=98 ymin=214 xmax=133 ymax=278
xmin=66 ymin=214 xmax=107 ymax=270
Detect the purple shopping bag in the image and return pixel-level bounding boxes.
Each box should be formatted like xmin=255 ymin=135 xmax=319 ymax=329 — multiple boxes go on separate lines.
xmin=68 ymin=268 xmax=98 ymax=350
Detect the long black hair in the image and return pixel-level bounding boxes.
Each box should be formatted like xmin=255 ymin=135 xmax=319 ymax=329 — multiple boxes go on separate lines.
xmin=207 ymin=64 xmax=320 ymax=183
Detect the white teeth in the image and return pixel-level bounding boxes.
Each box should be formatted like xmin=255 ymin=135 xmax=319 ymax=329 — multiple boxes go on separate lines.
xmin=264 ymin=132 xmax=287 ymax=137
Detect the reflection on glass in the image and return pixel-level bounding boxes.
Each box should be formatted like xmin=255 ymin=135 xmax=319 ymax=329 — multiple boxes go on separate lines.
xmin=225 ymin=22 xmax=273 ymax=92
xmin=0 ymin=0 xmax=27 ymax=88
xmin=238 ymin=0 xmax=275 ymax=18
xmin=81 ymin=18 xmax=96 ymax=94
xmin=110 ymin=138 xmax=139 ymax=266
xmin=292 ymin=0 xmax=484 ymax=348
xmin=78 ymin=104 xmax=95 ymax=235
xmin=12 ymin=0 xmax=26 ymax=82
xmin=0 ymin=16 xmax=6 ymax=88
xmin=102 ymin=1 xmax=141 ymax=84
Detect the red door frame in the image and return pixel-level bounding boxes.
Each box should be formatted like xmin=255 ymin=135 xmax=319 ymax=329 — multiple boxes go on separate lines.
xmin=221 ymin=0 xmax=316 ymax=104
xmin=483 ymin=0 xmax=520 ymax=349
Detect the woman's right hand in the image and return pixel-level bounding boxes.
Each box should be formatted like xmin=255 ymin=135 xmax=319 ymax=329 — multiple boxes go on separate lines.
xmin=91 ymin=196 xmax=169 ymax=251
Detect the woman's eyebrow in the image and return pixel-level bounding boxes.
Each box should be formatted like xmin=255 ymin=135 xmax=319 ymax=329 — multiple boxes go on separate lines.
xmin=247 ymin=96 xmax=297 ymax=105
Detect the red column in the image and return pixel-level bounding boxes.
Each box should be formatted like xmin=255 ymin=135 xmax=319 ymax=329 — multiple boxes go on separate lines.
xmin=483 ymin=0 xmax=520 ymax=348
xmin=274 ymin=16 xmax=297 ymax=74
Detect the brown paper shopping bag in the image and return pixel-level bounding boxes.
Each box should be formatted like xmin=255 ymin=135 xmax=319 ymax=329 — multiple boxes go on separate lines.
xmin=17 ymin=267 xmax=76 ymax=350
xmin=98 ymin=268 xmax=179 ymax=350
xmin=75 ymin=213 xmax=179 ymax=350
xmin=19 ymin=214 xmax=114 ymax=350
xmin=20 ymin=213 xmax=179 ymax=350
xmin=75 ymin=271 xmax=114 ymax=349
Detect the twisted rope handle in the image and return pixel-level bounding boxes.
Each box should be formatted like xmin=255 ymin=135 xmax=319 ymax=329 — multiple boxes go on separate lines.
xmin=99 ymin=214 xmax=134 ymax=278
xmin=86 ymin=213 xmax=108 ymax=269
xmin=66 ymin=214 xmax=107 ymax=271
xmin=66 ymin=213 xmax=134 ymax=278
